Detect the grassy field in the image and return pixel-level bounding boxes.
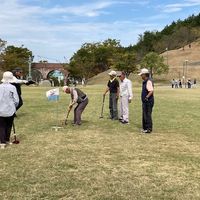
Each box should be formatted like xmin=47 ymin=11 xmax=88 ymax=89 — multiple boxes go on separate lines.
xmin=0 ymin=85 xmax=200 ymax=200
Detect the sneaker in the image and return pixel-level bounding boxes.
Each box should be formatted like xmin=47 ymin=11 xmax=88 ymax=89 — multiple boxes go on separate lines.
xmin=142 ymin=130 xmax=152 ymax=134
xmin=6 ymin=141 xmax=13 ymax=145
xmin=121 ymin=120 xmax=129 ymax=124
xmin=0 ymin=144 xmax=6 ymax=149
xmin=72 ymin=123 xmax=81 ymax=126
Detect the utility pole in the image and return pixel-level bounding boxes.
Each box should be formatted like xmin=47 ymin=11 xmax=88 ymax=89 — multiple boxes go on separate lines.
xmin=28 ymin=56 xmax=32 ymax=80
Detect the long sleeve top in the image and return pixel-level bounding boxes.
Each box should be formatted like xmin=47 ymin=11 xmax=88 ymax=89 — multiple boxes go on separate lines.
xmin=0 ymin=83 xmax=19 ymax=117
xmin=119 ymin=78 xmax=133 ymax=100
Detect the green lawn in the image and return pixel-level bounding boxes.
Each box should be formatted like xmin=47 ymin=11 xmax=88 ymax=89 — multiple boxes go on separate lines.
xmin=0 ymin=85 xmax=200 ymax=200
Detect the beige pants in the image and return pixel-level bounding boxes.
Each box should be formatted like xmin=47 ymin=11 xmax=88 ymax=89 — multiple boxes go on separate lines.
xmin=119 ymin=96 xmax=129 ymax=122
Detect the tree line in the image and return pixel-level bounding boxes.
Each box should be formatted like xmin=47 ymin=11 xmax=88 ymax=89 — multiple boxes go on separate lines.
xmin=1 ymin=13 xmax=200 ymax=79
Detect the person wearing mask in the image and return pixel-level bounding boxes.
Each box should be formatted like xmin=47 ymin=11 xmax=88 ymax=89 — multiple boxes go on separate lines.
xmin=118 ymin=71 xmax=133 ymax=124
xmin=104 ymin=71 xmax=119 ymax=120
xmin=0 ymin=71 xmax=19 ymax=149
xmin=63 ymin=86 xmax=88 ymax=126
xmin=138 ymin=68 xmax=154 ymax=134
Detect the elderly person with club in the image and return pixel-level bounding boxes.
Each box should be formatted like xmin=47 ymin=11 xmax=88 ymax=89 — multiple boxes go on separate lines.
xmin=0 ymin=71 xmax=19 ymax=149
xmin=118 ymin=71 xmax=133 ymax=124
xmin=138 ymin=68 xmax=154 ymax=134
xmin=63 ymin=86 xmax=88 ymax=126
xmin=104 ymin=70 xmax=119 ymax=120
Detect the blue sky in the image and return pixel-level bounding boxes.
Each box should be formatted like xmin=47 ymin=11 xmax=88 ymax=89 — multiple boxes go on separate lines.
xmin=0 ymin=0 xmax=200 ymax=62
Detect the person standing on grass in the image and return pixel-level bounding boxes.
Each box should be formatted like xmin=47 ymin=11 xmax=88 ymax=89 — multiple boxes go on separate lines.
xmin=12 ymin=68 xmax=35 ymax=111
xmin=103 ymin=70 xmax=119 ymax=120
xmin=0 ymin=72 xmax=19 ymax=149
xmin=63 ymin=86 xmax=88 ymax=126
xmin=118 ymin=71 xmax=133 ymax=124
xmin=179 ymin=79 xmax=182 ymax=88
xmin=138 ymin=68 xmax=154 ymax=134
xmin=193 ymin=78 xmax=197 ymax=88
xmin=175 ymin=80 xmax=178 ymax=88
xmin=171 ymin=79 xmax=175 ymax=88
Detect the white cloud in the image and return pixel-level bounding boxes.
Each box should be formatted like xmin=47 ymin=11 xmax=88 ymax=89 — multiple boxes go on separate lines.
xmin=161 ymin=0 xmax=200 ymax=13
xmin=0 ymin=0 xmax=161 ymax=61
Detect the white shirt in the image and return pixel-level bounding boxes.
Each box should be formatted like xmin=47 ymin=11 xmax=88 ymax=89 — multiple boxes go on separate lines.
xmin=119 ymin=78 xmax=133 ymax=100
xmin=0 ymin=83 xmax=19 ymax=117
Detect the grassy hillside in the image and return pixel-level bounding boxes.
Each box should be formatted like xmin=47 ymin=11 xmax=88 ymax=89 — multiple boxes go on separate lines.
xmin=161 ymin=38 xmax=200 ymax=80
xmin=87 ymin=39 xmax=200 ymax=85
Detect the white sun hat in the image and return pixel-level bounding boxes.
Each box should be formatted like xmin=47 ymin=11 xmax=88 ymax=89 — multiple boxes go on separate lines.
xmin=108 ymin=70 xmax=117 ymax=76
xmin=138 ymin=68 xmax=149 ymax=76
xmin=62 ymin=86 xmax=69 ymax=92
xmin=1 ymin=71 xmax=16 ymax=83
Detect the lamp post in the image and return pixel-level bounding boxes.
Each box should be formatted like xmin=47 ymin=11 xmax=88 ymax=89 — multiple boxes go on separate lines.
xmin=28 ymin=56 xmax=32 ymax=80
xmin=184 ymin=60 xmax=189 ymax=88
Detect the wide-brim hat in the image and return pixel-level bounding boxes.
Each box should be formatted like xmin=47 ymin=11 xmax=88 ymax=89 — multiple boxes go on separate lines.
xmin=1 ymin=71 xmax=16 ymax=83
xmin=138 ymin=68 xmax=149 ymax=76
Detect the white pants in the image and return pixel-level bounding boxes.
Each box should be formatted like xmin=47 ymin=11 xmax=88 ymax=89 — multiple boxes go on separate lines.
xmin=119 ymin=96 xmax=129 ymax=122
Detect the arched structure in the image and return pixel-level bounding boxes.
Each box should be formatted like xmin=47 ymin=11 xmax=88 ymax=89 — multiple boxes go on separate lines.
xmin=31 ymin=63 xmax=69 ymax=80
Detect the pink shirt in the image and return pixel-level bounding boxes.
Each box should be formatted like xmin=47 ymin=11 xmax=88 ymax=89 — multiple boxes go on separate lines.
xmin=147 ymin=80 xmax=154 ymax=92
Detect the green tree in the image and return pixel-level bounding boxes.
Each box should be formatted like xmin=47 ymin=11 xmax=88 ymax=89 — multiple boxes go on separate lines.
xmin=141 ymin=52 xmax=169 ymax=77
xmin=68 ymin=39 xmax=121 ymax=79
xmin=0 ymin=45 xmax=33 ymax=73
xmin=115 ymin=51 xmax=137 ymax=77
xmin=0 ymin=39 xmax=6 ymax=71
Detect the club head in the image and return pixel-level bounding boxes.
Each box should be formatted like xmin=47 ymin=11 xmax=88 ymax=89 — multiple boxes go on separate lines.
xmin=12 ymin=140 xmax=20 ymax=144
xmin=99 ymin=116 xmax=103 ymax=119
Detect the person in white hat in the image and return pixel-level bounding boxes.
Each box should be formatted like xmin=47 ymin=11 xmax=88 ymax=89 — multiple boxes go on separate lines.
xmin=103 ymin=70 xmax=119 ymax=120
xmin=118 ymin=71 xmax=133 ymax=124
xmin=138 ymin=68 xmax=154 ymax=134
xmin=63 ymin=86 xmax=88 ymax=126
xmin=0 ymin=71 xmax=19 ymax=149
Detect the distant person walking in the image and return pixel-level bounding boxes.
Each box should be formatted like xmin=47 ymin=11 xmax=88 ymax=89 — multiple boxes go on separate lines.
xmin=0 ymin=72 xmax=19 ymax=149
xmin=193 ymin=78 xmax=197 ymax=88
xmin=179 ymin=79 xmax=182 ymax=88
xmin=104 ymin=71 xmax=119 ymax=120
xmin=138 ymin=68 xmax=154 ymax=134
xmin=171 ymin=79 xmax=175 ymax=88
xmin=118 ymin=72 xmax=133 ymax=124
xmin=175 ymin=80 xmax=178 ymax=88
xmin=187 ymin=79 xmax=192 ymax=89
xmin=63 ymin=86 xmax=88 ymax=126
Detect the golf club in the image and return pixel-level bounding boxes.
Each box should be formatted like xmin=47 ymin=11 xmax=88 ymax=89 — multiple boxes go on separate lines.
xmin=12 ymin=122 xmax=20 ymax=144
xmin=64 ymin=107 xmax=72 ymax=125
xmin=99 ymin=94 xmax=105 ymax=118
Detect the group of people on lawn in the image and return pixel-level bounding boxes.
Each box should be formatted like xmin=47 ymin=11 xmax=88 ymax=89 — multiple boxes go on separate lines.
xmin=0 ymin=68 xmax=154 ymax=149
xmin=171 ymin=78 xmax=197 ymax=89
xmin=62 ymin=68 xmax=154 ymax=134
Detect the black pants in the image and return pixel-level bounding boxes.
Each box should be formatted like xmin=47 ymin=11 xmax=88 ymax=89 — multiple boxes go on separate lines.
xmin=16 ymin=96 xmax=23 ymax=111
xmin=109 ymin=93 xmax=118 ymax=119
xmin=142 ymin=101 xmax=154 ymax=131
xmin=0 ymin=115 xmax=14 ymax=143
